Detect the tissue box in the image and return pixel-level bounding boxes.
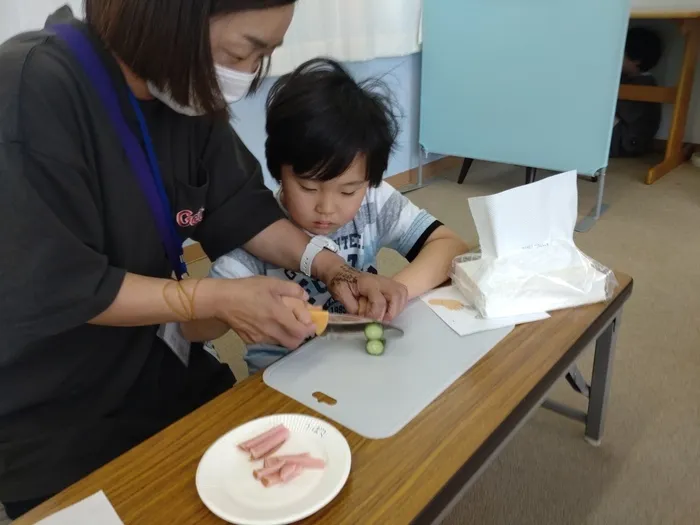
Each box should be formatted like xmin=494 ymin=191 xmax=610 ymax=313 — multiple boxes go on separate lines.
xmin=454 ymin=170 xmax=617 ymax=318
xmin=452 ymin=243 xmax=614 ymax=319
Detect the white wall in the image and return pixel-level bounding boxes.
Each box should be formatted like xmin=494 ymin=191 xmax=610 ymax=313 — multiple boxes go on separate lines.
xmin=0 ymin=1 xmax=82 ymax=42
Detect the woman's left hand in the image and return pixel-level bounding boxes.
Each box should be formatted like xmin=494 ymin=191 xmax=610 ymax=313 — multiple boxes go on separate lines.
xmin=326 ymin=264 xmax=408 ymax=322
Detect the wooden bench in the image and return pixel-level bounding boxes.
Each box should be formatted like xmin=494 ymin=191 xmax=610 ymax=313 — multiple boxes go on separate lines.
xmin=625 ymin=10 xmax=700 ymax=184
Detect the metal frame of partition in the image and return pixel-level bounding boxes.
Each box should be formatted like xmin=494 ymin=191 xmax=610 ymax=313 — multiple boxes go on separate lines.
xmin=401 ymin=146 xmax=609 ymax=233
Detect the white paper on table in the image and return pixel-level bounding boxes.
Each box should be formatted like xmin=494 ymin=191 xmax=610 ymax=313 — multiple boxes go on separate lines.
xmin=454 ymin=171 xmax=610 ymax=318
xmin=421 ymin=286 xmax=549 ymax=336
xmin=36 ymin=491 xmax=123 ymax=525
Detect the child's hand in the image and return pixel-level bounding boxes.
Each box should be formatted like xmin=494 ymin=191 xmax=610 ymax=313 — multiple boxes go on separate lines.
xmin=326 ymin=264 xmax=408 ymax=322
xmin=358 ymin=297 xmax=369 ymax=318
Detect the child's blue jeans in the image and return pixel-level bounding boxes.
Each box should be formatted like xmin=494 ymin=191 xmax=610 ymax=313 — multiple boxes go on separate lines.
xmin=244 ymin=344 xmax=293 ymax=375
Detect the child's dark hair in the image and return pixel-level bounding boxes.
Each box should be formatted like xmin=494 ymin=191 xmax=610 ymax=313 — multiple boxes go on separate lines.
xmin=626 ymin=27 xmax=663 ymax=73
xmin=265 ymin=58 xmax=400 ymax=188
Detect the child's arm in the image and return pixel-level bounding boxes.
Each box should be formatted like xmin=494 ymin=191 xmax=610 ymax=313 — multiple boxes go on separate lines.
xmin=391 ymin=226 xmax=468 ymax=300
xmin=371 ymin=182 xmax=469 ymax=302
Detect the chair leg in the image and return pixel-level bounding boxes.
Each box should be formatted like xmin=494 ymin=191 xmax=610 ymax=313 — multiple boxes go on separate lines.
xmin=457 ymin=158 xmax=474 ymax=184
xmin=525 ymin=167 xmax=538 ymax=184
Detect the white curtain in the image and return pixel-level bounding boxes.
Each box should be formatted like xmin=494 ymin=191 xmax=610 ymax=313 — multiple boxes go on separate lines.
xmin=269 ymin=0 xmax=423 ymax=76
xmin=0 ymin=0 xmax=422 ymax=76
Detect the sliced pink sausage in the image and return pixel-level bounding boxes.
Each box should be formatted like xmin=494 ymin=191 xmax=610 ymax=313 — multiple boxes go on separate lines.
xmin=253 ymin=462 xmax=286 ymax=480
xmin=279 ymin=463 xmax=299 ymax=482
xmin=261 ymin=472 xmax=283 ymax=487
xmin=263 ymin=453 xmax=310 ymax=468
xmin=263 ymin=457 xmax=282 ymax=469
xmin=260 ymin=467 xmax=303 ymax=487
xmin=258 ymin=464 xmax=304 ymax=487
xmin=283 ymin=466 xmax=303 ymax=484
xmin=265 ymin=454 xmax=325 ymax=469
xmin=237 ymin=424 xmax=286 ymax=452
xmin=257 ymin=441 xmax=285 ymax=461
xmin=249 ymin=428 xmax=290 ymax=460
xmin=289 ymin=456 xmax=325 ymax=469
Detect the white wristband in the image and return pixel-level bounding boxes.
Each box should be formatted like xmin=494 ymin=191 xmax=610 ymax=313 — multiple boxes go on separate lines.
xmin=301 ymin=236 xmax=339 ymax=277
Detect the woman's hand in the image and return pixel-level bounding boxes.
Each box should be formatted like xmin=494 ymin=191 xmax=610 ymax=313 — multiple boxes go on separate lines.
xmin=204 ymin=277 xmax=316 ymax=349
xmin=325 ymin=264 xmax=408 ymax=322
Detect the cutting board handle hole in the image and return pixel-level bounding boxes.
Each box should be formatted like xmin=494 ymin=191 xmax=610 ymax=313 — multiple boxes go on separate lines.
xmin=312 ymin=391 xmax=337 ymax=406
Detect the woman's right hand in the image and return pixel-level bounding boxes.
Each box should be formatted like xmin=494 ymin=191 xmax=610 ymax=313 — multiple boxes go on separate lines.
xmin=205 ymin=277 xmax=316 ymax=349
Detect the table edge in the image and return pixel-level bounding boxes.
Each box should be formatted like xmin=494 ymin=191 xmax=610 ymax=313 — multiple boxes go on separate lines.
xmin=411 ymin=277 xmax=634 ymax=524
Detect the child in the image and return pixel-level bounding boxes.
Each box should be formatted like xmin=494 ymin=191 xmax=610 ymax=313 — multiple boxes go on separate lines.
xmin=181 ymin=58 xmax=469 ymax=374
xmin=611 ymin=27 xmax=663 ymax=158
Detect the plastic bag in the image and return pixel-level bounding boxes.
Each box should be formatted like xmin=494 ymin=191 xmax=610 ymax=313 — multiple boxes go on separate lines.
xmin=450 ymin=240 xmax=618 ymax=319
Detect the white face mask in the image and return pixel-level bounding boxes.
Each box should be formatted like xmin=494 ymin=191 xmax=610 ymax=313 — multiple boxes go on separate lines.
xmin=147 ymin=64 xmax=258 ymax=116
xmin=216 ymin=64 xmax=258 ymax=105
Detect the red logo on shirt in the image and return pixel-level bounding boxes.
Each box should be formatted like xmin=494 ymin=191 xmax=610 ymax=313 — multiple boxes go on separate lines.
xmin=176 ymin=208 xmax=205 ymax=228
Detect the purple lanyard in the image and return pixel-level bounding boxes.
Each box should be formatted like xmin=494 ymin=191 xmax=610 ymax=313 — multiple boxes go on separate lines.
xmin=51 ymin=24 xmax=188 ymax=279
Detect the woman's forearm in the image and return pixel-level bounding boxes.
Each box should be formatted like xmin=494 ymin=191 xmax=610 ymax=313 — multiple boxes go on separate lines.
xmin=244 ymin=219 xmax=346 ymax=282
xmin=393 ymin=228 xmax=469 ymax=300
xmin=89 ymin=273 xmax=219 ymax=327
xmin=181 ymin=318 xmax=229 ymax=342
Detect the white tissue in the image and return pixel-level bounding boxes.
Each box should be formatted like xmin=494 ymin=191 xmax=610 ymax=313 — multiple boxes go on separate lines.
xmin=452 ymin=171 xmax=615 ymax=318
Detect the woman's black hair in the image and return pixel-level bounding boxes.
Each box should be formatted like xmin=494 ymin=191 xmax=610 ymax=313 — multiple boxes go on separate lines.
xmin=626 ymin=27 xmax=664 ymax=73
xmin=84 ymin=0 xmax=297 ymax=114
xmin=265 ymin=58 xmax=400 ymax=188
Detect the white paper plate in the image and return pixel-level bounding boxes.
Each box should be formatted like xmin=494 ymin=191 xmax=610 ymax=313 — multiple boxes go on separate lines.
xmin=196 ymin=414 xmax=351 ymax=525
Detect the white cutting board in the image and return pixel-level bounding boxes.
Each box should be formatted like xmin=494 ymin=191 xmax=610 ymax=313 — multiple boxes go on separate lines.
xmin=263 ymin=301 xmax=513 ymax=439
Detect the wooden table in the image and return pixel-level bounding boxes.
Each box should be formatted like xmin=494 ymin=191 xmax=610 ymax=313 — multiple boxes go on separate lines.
xmin=624 ymin=10 xmax=700 ymax=184
xmin=16 ymin=274 xmax=633 ymax=525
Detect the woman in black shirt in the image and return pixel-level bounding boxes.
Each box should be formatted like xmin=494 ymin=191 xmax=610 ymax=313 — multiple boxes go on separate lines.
xmin=0 ymin=1 xmax=407 ymax=518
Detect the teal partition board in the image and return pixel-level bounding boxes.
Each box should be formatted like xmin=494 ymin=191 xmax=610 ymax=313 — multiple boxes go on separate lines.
xmin=420 ymin=0 xmax=631 ymax=175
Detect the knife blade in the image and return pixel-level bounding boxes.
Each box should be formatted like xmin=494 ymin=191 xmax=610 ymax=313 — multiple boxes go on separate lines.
xmin=320 ymin=313 xmax=405 ymax=341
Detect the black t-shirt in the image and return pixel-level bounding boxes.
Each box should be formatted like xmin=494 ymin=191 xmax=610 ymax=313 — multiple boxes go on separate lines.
xmin=0 ymin=16 xmax=284 ymax=500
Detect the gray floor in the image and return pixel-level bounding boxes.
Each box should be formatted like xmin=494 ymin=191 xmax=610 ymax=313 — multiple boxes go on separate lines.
xmin=422 ymin=160 xmax=700 ymax=525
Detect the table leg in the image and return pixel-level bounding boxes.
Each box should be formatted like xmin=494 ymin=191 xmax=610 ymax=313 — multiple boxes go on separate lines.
xmin=575 ymin=169 xmax=609 ymax=233
xmin=584 ymin=315 xmax=621 ymax=446
xmin=565 ymin=365 xmax=590 ymax=397
xmin=419 ymin=297 xmax=629 ymax=524
xmin=457 ymin=158 xmax=474 ymax=184
xmin=402 ymin=145 xmax=437 ymax=194
xmin=525 ymin=167 xmax=538 ymax=184
xmin=647 ymin=19 xmax=700 ymax=185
